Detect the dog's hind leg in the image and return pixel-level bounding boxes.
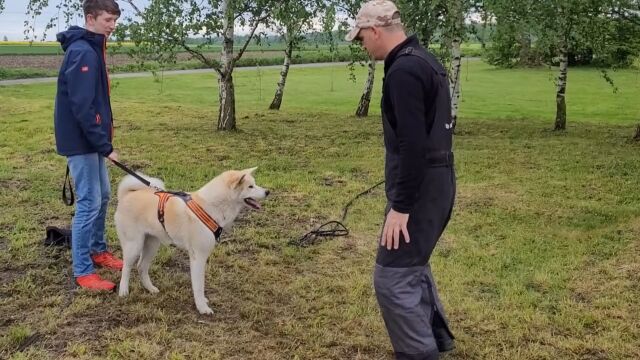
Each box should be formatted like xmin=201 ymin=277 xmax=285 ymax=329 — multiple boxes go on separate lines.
xmin=118 ymin=230 xmax=145 ymax=297
xmin=190 ymin=253 xmax=213 ymax=315
xmin=138 ymin=236 xmax=161 ymax=294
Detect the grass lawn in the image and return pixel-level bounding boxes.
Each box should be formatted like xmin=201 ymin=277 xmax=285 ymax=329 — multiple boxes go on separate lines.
xmin=0 ymin=43 xmax=286 ymax=56
xmin=0 ymin=42 xmax=340 ymax=56
xmin=0 ymin=42 xmax=482 ymax=56
xmin=0 ymin=60 xmax=639 ymax=359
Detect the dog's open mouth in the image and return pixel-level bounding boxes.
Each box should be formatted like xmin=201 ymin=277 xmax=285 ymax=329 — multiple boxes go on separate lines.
xmin=244 ymin=198 xmax=261 ymax=210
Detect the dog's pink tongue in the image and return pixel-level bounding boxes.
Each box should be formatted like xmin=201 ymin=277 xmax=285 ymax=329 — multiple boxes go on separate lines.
xmin=245 ymin=198 xmax=261 ymax=210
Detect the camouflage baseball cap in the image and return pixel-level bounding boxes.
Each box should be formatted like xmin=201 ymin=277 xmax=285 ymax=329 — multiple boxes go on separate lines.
xmin=345 ymin=0 xmax=401 ymax=42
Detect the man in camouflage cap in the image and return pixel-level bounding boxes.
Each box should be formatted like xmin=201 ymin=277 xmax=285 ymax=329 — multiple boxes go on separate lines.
xmin=344 ymin=0 xmax=402 ymax=42
xmin=346 ymin=1 xmax=457 ymax=359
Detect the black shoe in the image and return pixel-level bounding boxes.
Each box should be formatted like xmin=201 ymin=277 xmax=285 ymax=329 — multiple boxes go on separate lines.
xmin=436 ymin=336 xmax=455 ymax=352
xmin=433 ymin=312 xmax=456 ymax=353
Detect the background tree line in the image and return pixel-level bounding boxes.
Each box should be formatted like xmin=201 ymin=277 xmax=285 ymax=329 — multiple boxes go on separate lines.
xmin=6 ymin=0 xmax=640 ymax=135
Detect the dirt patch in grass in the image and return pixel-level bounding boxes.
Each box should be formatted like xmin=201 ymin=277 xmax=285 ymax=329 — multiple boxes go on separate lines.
xmin=0 ymin=179 xmax=29 ymax=192
xmin=0 ymin=51 xmax=289 ymax=71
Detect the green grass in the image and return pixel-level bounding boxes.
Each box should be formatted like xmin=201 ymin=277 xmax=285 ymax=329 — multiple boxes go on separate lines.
xmin=0 ymin=42 xmax=483 ymax=56
xmin=0 ymin=42 xmax=337 ymax=56
xmin=1 ymin=61 xmax=639 ymax=359
xmin=0 ymin=42 xmax=138 ymax=55
xmin=458 ymin=60 xmax=640 ymax=124
xmin=0 ymin=68 xmax=58 ymax=80
xmin=106 ymin=48 xmax=360 ymax=73
xmin=0 ymin=47 xmax=362 ymax=80
xmin=0 ymin=44 xmax=67 ymax=56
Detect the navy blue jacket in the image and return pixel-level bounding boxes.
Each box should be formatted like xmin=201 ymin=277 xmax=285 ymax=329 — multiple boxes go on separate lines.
xmin=54 ymin=26 xmax=113 ymax=157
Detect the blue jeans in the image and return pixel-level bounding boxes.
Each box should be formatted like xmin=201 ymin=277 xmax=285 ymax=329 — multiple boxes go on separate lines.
xmin=67 ymin=153 xmax=111 ymax=277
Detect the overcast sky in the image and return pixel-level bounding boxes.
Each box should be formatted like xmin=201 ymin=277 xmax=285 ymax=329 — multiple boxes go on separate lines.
xmin=0 ymin=0 xmax=347 ymax=41
xmin=0 ymin=0 xmax=144 ymax=41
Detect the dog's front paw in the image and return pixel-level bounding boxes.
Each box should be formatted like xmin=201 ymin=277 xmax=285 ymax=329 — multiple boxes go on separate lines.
xmin=118 ymin=287 xmax=129 ymax=297
xmin=145 ymin=285 xmax=159 ymax=294
xmin=196 ymin=302 xmax=213 ymax=315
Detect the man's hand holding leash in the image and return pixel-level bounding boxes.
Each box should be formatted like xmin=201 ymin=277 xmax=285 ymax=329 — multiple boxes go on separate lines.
xmin=107 ymin=150 xmax=119 ymax=162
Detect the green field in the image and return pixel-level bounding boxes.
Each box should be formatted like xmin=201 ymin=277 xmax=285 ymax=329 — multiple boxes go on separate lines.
xmin=0 ymin=42 xmax=332 ymax=56
xmin=0 ymin=42 xmax=483 ymax=56
xmin=1 ymin=61 xmax=639 ymax=359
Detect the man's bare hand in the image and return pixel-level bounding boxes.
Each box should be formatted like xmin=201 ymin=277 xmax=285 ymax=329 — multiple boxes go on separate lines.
xmin=381 ymin=208 xmax=410 ymax=250
xmin=107 ymin=150 xmax=119 ymax=162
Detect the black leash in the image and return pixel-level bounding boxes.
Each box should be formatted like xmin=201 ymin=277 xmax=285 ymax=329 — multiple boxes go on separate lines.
xmin=110 ymin=159 xmax=152 ymax=187
xmin=61 ymin=159 xmax=155 ymax=206
xmin=289 ymin=180 xmax=385 ymax=247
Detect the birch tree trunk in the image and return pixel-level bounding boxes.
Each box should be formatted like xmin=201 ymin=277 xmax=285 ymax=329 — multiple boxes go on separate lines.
xmin=269 ymin=40 xmax=294 ymax=110
xmin=218 ymin=0 xmax=236 ymax=130
xmin=449 ymin=36 xmax=462 ymax=129
xmin=355 ymin=56 xmax=376 ymax=117
xmin=554 ymin=42 xmax=569 ymax=131
xmin=218 ymin=73 xmax=236 ymax=130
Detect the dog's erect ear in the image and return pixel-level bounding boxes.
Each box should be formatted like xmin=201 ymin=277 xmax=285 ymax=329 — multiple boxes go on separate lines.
xmin=224 ymin=171 xmax=243 ymax=189
xmin=245 ymin=167 xmax=258 ymax=175
xmin=234 ymin=167 xmax=256 ymax=188
xmin=235 ymin=173 xmax=246 ymax=189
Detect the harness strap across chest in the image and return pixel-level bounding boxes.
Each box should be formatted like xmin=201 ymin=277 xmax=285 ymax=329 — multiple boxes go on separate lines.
xmin=155 ymin=191 xmax=223 ymax=238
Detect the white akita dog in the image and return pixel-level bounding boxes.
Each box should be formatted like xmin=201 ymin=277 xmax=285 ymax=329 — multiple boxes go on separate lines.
xmin=114 ymin=167 xmax=269 ymax=314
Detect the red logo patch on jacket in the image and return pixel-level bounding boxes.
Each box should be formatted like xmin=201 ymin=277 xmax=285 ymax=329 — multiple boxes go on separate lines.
xmin=96 ymin=113 xmax=102 ymax=124
xmin=81 ymin=66 xmax=89 ymax=73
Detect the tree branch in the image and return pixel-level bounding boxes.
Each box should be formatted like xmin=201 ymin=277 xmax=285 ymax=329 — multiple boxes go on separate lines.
xmin=611 ymin=8 xmax=640 ymax=26
xmin=232 ymin=14 xmax=267 ymax=64
xmin=123 ymin=0 xmax=143 ymax=17
xmin=181 ymin=42 xmax=223 ymax=76
xmin=234 ymin=4 xmax=252 ymax=21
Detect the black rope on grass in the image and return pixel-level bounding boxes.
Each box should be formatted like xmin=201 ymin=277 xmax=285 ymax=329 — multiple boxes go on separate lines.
xmin=289 ymin=180 xmax=385 ymax=247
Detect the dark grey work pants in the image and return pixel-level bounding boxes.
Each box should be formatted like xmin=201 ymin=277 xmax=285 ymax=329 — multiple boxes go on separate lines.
xmin=374 ymin=167 xmax=456 ymax=360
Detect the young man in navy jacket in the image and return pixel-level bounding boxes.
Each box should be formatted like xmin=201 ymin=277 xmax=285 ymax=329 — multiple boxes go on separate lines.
xmin=54 ymin=0 xmax=122 ymax=291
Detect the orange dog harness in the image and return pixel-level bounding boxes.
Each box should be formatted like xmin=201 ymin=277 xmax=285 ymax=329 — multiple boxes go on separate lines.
xmin=154 ymin=191 xmax=223 ymax=238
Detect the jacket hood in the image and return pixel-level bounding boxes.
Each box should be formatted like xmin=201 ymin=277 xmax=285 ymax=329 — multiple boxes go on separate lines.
xmin=57 ymin=26 xmax=105 ymax=52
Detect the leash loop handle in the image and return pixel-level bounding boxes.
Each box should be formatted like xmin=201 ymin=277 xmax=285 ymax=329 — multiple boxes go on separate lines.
xmin=62 ymin=165 xmax=75 ymax=206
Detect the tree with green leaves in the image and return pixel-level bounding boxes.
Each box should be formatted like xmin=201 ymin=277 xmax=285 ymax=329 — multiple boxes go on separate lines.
xmin=22 ymin=0 xmax=274 ymax=131
xmin=339 ymin=0 xmax=474 ymax=121
xmin=438 ymin=0 xmax=470 ymax=129
xmin=268 ymin=0 xmax=323 ymax=110
xmin=395 ymin=0 xmax=444 ymax=49
xmin=120 ymin=0 xmax=275 ymax=131
xmin=397 ymin=0 xmax=473 ymax=128
xmin=485 ymin=0 xmax=640 ymax=131
xmin=322 ymin=2 xmax=340 ymax=94
xmin=22 ymin=1 xmax=84 ymax=41
xmin=338 ymin=0 xmax=377 ymax=117
xmin=483 ymin=0 xmax=540 ymax=67
xmin=530 ymin=0 xmax=599 ymax=130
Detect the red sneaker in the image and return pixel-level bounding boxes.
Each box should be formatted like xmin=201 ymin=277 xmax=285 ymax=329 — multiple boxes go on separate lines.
xmin=91 ymin=251 xmax=123 ymax=271
xmin=76 ymin=273 xmax=116 ymax=291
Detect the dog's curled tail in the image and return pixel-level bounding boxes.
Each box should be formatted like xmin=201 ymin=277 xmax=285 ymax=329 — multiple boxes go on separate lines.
xmin=117 ymin=173 xmax=165 ymax=200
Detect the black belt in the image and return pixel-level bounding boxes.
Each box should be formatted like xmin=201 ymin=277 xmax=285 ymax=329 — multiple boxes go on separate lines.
xmin=425 ymin=151 xmax=454 ymax=167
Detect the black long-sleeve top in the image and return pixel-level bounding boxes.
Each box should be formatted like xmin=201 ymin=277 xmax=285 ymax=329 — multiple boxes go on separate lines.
xmin=381 ymin=35 xmax=453 ymax=213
